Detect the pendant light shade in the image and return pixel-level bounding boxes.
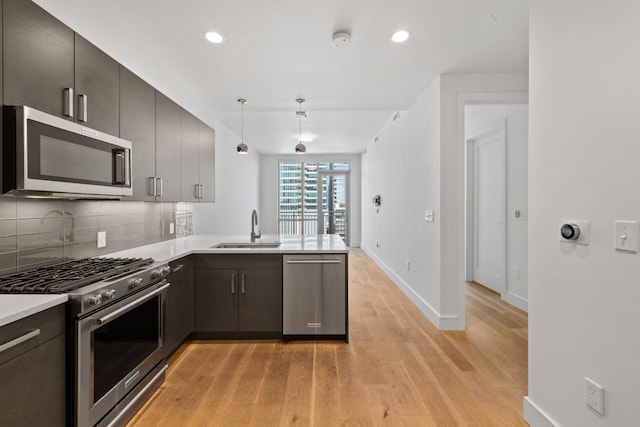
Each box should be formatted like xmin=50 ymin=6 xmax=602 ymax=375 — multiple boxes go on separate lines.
xmin=237 ymin=98 xmax=248 ymax=154
xmin=295 ymin=98 xmax=306 ymax=154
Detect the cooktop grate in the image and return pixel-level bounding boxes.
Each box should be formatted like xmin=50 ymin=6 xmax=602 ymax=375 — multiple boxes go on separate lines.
xmin=0 ymin=257 xmax=153 ymax=293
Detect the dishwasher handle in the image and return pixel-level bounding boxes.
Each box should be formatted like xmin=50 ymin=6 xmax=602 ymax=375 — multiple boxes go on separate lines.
xmin=285 ymin=259 xmax=342 ymax=265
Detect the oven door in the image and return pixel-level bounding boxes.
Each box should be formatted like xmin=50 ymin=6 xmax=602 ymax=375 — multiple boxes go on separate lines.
xmin=75 ymin=281 xmax=169 ymax=427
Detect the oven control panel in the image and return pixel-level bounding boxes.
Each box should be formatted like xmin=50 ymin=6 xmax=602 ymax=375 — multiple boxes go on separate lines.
xmin=75 ymin=263 xmax=169 ymax=314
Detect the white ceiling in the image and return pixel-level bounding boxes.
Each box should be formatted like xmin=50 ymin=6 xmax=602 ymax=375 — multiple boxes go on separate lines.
xmin=33 ymin=0 xmax=529 ymax=154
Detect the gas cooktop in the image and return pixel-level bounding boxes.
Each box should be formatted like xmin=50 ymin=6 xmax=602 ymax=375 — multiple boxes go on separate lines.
xmin=0 ymin=257 xmax=153 ymax=294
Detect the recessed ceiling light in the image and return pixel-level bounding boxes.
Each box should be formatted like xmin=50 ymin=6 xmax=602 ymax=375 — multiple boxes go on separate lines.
xmin=297 ymin=133 xmax=316 ymax=143
xmin=204 ymin=31 xmax=225 ymax=44
xmin=391 ymin=30 xmax=410 ymax=43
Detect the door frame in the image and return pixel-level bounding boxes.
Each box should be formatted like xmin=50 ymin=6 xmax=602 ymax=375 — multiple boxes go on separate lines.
xmin=316 ymin=170 xmax=350 ymax=246
xmin=466 ymin=119 xmax=506 ymax=294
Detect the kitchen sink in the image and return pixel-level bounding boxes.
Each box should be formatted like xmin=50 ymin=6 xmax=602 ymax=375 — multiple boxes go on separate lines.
xmin=211 ymin=241 xmax=281 ymax=249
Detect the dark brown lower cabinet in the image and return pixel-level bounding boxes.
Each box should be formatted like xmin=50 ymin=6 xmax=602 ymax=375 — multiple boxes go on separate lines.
xmin=194 ymin=255 xmax=282 ymax=338
xmin=165 ymin=257 xmax=195 ymax=356
xmin=0 ymin=305 xmax=66 ymax=427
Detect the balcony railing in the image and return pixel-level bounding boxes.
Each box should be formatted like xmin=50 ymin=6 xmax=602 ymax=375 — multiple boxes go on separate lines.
xmin=278 ymin=211 xmax=346 ymax=240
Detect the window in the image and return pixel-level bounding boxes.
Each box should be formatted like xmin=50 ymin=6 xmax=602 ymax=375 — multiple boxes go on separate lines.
xmin=278 ymin=162 xmax=350 ymax=241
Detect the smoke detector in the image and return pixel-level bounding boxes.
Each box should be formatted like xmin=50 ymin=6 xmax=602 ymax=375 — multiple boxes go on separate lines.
xmin=332 ymin=31 xmax=351 ymax=47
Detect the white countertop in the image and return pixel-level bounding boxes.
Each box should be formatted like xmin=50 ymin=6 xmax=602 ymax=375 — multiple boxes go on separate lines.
xmin=0 ymin=294 xmax=68 ymax=327
xmin=105 ymin=233 xmax=349 ymax=264
xmin=0 ymin=234 xmax=347 ymax=327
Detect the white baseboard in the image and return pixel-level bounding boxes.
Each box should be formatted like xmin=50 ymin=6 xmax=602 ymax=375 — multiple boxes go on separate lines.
xmin=503 ymin=291 xmax=528 ymax=312
xmin=361 ymin=244 xmax=460 ymax=330
xmin=523 ymin=397 xmax=558 ymax=427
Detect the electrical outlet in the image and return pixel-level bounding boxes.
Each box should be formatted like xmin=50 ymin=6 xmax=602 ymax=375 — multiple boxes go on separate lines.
xmin=97 ymin=231 xmax=107 ymax=248
xmin=585 ymin=377 xmax=604 ymax=415
xmin=169 ymin=222 xmax=175 ymax=235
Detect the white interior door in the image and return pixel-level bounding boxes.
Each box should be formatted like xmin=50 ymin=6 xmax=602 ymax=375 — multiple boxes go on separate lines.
xmin=472 ymin=127 xmax=506 ymax=294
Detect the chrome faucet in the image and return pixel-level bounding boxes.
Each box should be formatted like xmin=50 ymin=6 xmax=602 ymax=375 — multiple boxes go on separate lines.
xmin=250 ymin=209 xmax=261 ymax=242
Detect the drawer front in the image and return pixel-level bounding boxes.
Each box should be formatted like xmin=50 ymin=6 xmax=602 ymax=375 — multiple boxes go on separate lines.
xmin=0 ymin=334 xmax=66 ymax=427
xmin=0 ymin=304 xmax=65 ymax=365
xmin=195 ymin=254 xmax=282 ymax=269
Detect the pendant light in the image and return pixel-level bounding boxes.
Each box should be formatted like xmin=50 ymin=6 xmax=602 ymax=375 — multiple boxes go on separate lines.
xmin=236 ymin=98 xmax=248 ymax=154
xmin=295 ymin=98 xmax=307 ymax=154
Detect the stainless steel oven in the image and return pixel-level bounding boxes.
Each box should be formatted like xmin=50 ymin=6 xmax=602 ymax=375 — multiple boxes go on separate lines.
xmin=75 ymin=279 xmax=169 ymax=427
xmin=3 ymin=106 xmax=132 ymax=198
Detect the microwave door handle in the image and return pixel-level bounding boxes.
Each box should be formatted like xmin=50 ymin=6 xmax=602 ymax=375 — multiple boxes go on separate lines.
xmin=112 ymin=148 xmax=129 ymax=185
xmin=123 ymin=149 xmax=131 ymax=186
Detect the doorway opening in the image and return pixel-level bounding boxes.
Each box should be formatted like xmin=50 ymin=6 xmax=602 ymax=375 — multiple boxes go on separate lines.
xmin=464 ymin=104 xmax=529 ymax=312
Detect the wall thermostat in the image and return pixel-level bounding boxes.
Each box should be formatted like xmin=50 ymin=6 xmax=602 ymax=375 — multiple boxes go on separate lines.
xmin=373 ymin=195 xmax=381 ymax=207
xmin=559 ymin=220 xmax=589 ymax=245
xmin=560 ymin=223 xmax=580 ymax=240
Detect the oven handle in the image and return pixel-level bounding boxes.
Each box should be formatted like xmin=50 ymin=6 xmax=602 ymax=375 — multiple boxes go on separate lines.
xmin=96 ymin=282 xmax=170 ymax=326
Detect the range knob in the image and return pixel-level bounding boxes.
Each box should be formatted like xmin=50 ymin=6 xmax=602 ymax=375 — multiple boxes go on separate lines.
xmin=128 ymin=278 xmax=143 ymax=289
xmin=151 ymin=266 xmax=170 ymax=280
xmin=101 ymin=289 xmax=116 ymax=300
xmin=87 ymin=294 xmax=103 ymax=306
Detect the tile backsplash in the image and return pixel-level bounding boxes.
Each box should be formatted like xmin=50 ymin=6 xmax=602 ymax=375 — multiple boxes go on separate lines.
xmin=0 ymin=198 xmax=193 ymax=275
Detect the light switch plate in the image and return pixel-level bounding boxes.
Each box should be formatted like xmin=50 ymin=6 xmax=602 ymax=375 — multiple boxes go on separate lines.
xmin=97 ymin=231 xmax=107 ymax=248
xmin=614 ymin=220 xmax=638 ymax=252
xmin=425 ymin=209 xmax=434 ymax=223
xmin=169 ymin=222 xmax=175 ymax=235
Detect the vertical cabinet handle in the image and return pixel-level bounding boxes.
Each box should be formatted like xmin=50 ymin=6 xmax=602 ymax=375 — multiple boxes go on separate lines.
xmin=194 ymin=184 xmax=199 ymax=199
xmin=200 ymin=184 xmax=205 ymax=199
xmin=241 ymin=273 xmax=246 ymax=294
xmin=63 ymin=88 xmax=74 ymax=117
xmin=149 ymin=177 xmax=157 ymax=197
xmin=78 ymin=94 xmax=88 ymax=122
xmin=156 ymin=178 xmax=163 ymax=197
xmin=231 ymin=273 xmax=235 ymax=294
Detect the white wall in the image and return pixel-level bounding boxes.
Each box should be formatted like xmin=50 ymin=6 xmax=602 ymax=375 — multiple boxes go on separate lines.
xmin=361 ymin=76 xmax=443 ymax=323
xmin=192 ymin=119 xmax=261 ymax=234
xmin=525 ymin=1 xmax=640 ymax=426
xmin=259 ymin=154 xmax=362 ymax=246
xmin=361 ymin=74 xmax=528 ymax=329
xmin=465 ymin=104 xmax=528 ymax=311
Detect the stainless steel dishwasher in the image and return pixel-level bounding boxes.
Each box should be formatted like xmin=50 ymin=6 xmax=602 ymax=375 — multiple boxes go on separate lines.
xmin=283 ymin=254 xmax=347 ymax=339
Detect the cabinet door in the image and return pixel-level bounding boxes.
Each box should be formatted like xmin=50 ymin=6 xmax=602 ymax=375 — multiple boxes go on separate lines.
xmin=199 ymin=122 xmax=216 ymax=202
xmin=180 ymin=109 xmax=201 ymax=202
xmin=0 ymin=335 xmax=65 ymax=427
xmin=74 ymin=34 xmax=119 ymax=135
xmin=195 ymin=268 xmax=238 ymax=331
xmin=120 ymin=67 xmax=156 ymax=201
xmin=166 ymin=257 xmax=195 ymax=355
xmin=239 ymin=268 xmax=282 ymax=332
xmin=155 ymin=92 xmax=182 ymax=201
xmin=3 ymin=0 xmax=74 ymax=118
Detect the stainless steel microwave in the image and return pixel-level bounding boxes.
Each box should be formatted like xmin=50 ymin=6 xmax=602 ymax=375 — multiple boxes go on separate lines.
xmin=3 ymin=106 xmax=132 ymax=199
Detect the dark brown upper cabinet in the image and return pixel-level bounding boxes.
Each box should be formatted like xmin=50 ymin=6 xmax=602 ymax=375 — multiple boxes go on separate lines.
xmin=154 ymin=92 xmax=182 ymax=202
xmin=3 ymin=0 xmax=119 ymax=136
xmin=119 ymin=67 xmax=156 ymax=201
xmin=74 ymin=34 xmax=120 ymax=135
xmin=180 ymin=109 xmax=216 ymax=203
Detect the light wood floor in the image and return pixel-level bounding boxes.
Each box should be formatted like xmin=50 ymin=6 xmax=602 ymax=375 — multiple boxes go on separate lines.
xmin=128 ymin=248 xmax=528 ymax=427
